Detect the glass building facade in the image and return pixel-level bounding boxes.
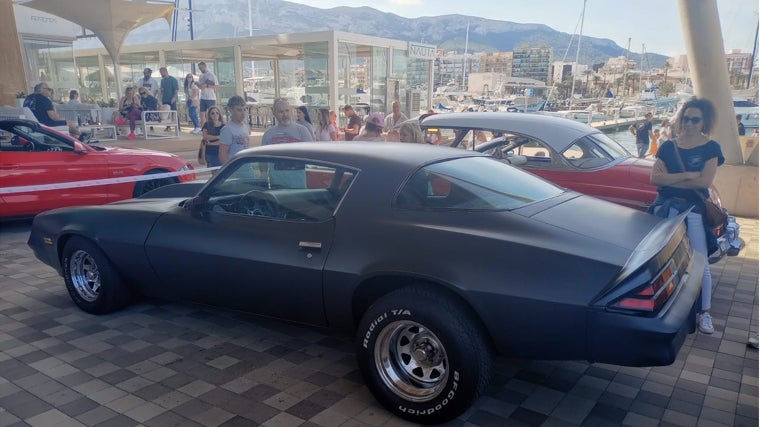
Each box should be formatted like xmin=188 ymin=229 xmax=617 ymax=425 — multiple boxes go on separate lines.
xmin=25 ymin=29 xmax=433 ymax=123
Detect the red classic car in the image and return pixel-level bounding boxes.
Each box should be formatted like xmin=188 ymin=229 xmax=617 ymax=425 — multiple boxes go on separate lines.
xmin=416 ymin=112 xmax=739 ymax=260
xmin=419 ymin=112 xmax=657 ymax=210
xmin=0 ymin=119 xmax=195 ymax=219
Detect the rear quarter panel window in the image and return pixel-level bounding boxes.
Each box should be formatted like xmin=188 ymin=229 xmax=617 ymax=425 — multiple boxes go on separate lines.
xmin=396 ymin=156 xmax=563 ymax=210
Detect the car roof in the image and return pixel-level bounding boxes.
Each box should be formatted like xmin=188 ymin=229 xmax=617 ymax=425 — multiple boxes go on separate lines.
xmin=238 ymin=141 xmax=486 ymax=170
xmin=419 ymin=112 xmax=602 ymax=151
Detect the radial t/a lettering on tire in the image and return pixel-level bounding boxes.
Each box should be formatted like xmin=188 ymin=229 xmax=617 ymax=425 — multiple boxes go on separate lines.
xmin=355 ymin=286 xmax=493 ymax=424
xmin=62 ymin=236 xmax=132 ymax=314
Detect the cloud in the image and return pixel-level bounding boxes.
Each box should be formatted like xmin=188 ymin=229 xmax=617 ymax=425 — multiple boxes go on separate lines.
xmin=389 ymin=0 xmax=422 ymax=5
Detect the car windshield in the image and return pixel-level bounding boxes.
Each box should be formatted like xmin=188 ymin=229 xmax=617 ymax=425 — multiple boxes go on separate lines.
xmin=396 ymin=156 xmax=563 ymax=210
xmin=0 ymin=124 xmax=75 ymax=153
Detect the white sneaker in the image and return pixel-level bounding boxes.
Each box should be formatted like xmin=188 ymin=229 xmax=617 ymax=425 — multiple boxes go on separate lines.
xmin=749 ymin=335 xmax=759 ymax=349
xmin=698 ymin=312 xmax=714 ymax=334
xmin=192 ymin=128 xmax=202 ymax=135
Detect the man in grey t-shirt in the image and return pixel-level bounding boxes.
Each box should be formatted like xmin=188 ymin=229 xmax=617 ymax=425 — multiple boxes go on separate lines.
xmin=261 ymin=98 xmax=313 ymax=188
xmin=261 ymin=98 xmax=313 ymax=145
xmin=219 ymin=96 xmax=250 ymax=164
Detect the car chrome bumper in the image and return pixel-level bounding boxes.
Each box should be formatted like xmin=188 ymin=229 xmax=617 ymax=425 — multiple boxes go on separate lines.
xmin=710 ymin=215 xmax=743 ymax=264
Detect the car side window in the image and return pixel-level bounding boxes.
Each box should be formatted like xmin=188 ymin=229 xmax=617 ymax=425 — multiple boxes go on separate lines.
xmin=396 ymin=157 xmax=562 ymax=210
xmin=561 ymin=136 xmax=613 ymax=169
xmin=205 ymin=158 xmax=355 ymax=222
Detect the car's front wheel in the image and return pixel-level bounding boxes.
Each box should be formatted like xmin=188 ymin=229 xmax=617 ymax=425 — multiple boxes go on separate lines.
xmin=356 ymin=286 xmax=492 ymax=424
xmin=62 ymin=237 xmax=131 ymax=314
xmin=133 ymin=169 xmax=178 ymax=197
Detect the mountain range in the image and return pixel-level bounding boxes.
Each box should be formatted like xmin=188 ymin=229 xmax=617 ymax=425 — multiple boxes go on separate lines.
xmin=101 ymin=0 xmax=668 ymax=69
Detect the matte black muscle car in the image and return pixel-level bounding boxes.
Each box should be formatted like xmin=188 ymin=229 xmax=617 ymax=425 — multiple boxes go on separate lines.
xmin=28 ymin=142 xmax=704 ymax=424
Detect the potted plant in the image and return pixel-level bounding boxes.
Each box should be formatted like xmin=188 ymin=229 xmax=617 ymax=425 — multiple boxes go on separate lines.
xmin=97 ymin=99 xmax=117 ymax=124
xmin=15 ymin=91 xmax=26 ymax=108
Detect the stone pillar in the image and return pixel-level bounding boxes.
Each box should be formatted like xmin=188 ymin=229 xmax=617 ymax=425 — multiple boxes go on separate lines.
xmin=677 ymin=0 xmax=743 ymax=164
xmin=0 ymin=0 xmax=28 ymax=106
xmin=678 ymin=0 xmax=757 ymax=217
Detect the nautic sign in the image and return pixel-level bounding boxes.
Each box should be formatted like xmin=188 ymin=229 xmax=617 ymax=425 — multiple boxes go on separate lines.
xmin=408 ymin=42 xmax=436 ymax=60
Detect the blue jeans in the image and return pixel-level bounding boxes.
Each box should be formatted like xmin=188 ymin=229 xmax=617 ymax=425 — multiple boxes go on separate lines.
xmin=668 ymin=208 xmax=712 ymax=311
xmin=186 ymin=101 xmax=199 ymax=128
xmin=636 ymin=143 xmax=647 ymax=158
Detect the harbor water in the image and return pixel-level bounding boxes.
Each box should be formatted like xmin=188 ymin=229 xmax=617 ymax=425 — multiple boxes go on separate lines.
xmin=604 ymin=127 xmax=639 ymax=154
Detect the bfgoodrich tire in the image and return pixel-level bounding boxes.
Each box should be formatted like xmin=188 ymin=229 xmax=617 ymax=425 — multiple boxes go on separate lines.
xmin=356 ymin=286 xmax=493 ymax=424
xmin=62 ymin=237 xmax=131 ymax=314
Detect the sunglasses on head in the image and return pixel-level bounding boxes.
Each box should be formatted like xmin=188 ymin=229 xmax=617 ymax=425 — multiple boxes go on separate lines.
xmin=682 ymin=116 xmax=702 ymax=124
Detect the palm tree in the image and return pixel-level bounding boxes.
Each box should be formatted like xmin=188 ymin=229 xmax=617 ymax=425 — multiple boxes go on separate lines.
xmin=663 ymin=61 xmax=670 ymax=82
xmin=583 ymin=69 xmax=594 ymax=97
xmin=592 ymin=75 xmax=602 ymax=96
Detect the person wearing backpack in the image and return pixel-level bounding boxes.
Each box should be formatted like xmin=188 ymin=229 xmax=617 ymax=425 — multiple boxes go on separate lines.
xmin=629 ymin=112 xmax=654 ymax=158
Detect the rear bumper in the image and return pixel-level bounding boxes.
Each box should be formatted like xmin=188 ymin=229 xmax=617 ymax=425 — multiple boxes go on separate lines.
xmin=710 ymin=216 xmax=743 ymax=263
xmin=588 ymin=251 xmax=705 ymax=367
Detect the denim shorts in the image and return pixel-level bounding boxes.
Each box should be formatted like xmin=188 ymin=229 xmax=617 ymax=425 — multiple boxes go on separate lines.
xmin=200 ymin=99 xmax=216 ymax=113
xmin=205 ymin=153 xmax=221 ymax=167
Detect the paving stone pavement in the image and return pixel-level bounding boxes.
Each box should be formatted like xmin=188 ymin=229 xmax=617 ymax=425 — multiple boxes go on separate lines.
xmin=0 ymin=218 xmax=757 ymax=427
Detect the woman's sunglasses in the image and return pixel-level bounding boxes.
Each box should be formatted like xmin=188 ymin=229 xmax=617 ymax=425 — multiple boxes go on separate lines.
xmin=682 ymin=116 xmax=702 ymax=124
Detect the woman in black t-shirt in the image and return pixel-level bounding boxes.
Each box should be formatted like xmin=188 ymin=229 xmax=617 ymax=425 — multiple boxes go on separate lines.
xmin=201 ymin=105 xmax=225 ymax=168
xmin=650 ymin=97 xmax=724 ymax=335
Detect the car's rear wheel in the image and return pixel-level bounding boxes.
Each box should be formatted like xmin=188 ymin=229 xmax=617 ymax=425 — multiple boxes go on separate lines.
xmin=62 ymin=237 xmax=131 ymax=314
xmin=133 ymin=169 xmax=178 ymax=197
xmin=356 ymin=286 xmax=492 ymax=424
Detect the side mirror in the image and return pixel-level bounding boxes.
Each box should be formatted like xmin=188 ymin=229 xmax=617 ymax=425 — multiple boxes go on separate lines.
xmin=183 ymin=195 xmax=208 ymax=212
xmin=72 ymin=141 xmax=89 ymax=155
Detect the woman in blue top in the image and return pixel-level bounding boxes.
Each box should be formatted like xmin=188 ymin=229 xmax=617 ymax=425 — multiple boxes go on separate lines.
xmin=650 ymin=97 xmax=724 ymax=335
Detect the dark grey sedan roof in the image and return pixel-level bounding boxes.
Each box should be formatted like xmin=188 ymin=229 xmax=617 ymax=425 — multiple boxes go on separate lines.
xmin=419 ymin=112 xmax=603 ymax=152
xmin=237 ymin=141 xmax=485 ymax=171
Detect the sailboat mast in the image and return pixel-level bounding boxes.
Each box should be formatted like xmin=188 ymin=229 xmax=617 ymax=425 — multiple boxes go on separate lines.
xmin=570 ymin=0 xmax=586 ymax=101
xmin=462 ymin=22 xmax=470 ymax=88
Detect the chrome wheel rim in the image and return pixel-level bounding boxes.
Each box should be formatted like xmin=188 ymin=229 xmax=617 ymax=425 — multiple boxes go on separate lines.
xmin=69 ymin=250 xmax=100 ymax=302
xmin=374 ymin=320 xmax=448 ymax=402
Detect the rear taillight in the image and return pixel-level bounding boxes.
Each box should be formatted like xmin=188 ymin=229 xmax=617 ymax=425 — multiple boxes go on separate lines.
xmin=614 ymin=261 xmax=679 ymax=312
xmin=612 ymin=240 xmax=691 ymax=313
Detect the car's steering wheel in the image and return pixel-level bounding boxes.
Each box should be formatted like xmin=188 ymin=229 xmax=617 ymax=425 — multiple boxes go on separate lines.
xmin=238 ymin=190 xmax=279 ymax=218
xmin=11 ymin=136 xmax=35 ymax=151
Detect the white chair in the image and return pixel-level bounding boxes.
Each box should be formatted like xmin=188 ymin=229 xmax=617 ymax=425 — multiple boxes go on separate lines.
xmin=0 ymin=106 xmax=70 ymax=135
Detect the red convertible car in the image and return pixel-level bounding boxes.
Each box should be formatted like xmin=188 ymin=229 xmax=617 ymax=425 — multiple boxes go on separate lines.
xmin=0 ymin=119 xmax=195 ymax=219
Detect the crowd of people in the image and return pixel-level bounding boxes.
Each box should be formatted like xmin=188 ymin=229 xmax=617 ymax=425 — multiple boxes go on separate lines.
xmin=113 ymin=67 xmax=186 ymax=139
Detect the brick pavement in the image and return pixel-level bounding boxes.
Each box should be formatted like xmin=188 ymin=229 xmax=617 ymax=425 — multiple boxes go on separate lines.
xmin=0 ymin=218 xmax=757 ymax=427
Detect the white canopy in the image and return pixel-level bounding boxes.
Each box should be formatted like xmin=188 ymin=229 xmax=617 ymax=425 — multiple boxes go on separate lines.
xmin=21 ymin=0 xmax=175 ymax=97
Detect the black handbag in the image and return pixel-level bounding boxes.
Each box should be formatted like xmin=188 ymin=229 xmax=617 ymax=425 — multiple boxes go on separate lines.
xmin=699 ymin=193 xmax=728 ymax=228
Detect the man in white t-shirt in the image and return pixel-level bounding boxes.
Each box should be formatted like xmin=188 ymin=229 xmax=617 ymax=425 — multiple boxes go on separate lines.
xmin=139 ymin=68 xmax=159 ymax=97
xmin=198 ymin=61 xmax=219 ymax=125
xmin=384 ymin=100 xmax=407 ymax=131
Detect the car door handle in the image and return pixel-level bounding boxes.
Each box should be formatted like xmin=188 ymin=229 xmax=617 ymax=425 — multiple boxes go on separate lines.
xmin=0 ymin=164 xmax=19 ymax=170
xmin=299 ymin=241 xmax=322 ymax=249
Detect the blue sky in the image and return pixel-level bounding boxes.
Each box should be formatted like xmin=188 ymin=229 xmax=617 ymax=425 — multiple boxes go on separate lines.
xmin=288 ymin=0 xmax=758 ymax=57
